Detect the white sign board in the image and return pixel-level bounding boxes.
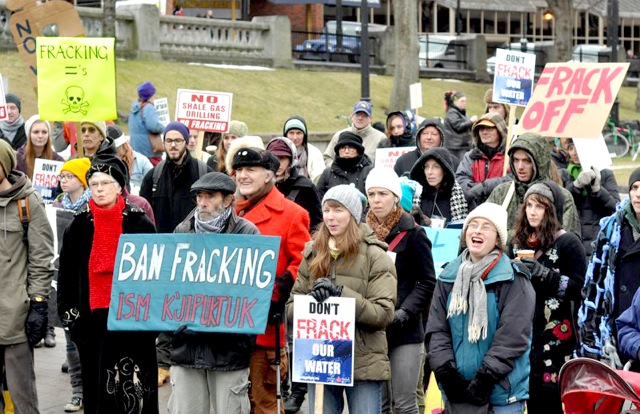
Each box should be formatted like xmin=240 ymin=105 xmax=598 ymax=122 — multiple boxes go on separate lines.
xmin=375 ymin=146 xmax=414 ymax=170
xmin=175 ymin=89 xmax=233 ymax=133
xmin=33 ymin=159 xmax=64 ymax=203
xmin=292 ymin=295 xmax=355 ymax=386
xmin=410 ymin=82 xmax=423 ymax=110
xmin=492 ymin=49 xmax=536 ymax=107
xmin=572 ymin=135 xmax=613 ymax=170
xmin=154 ymin=97 xmax=170 ymax=127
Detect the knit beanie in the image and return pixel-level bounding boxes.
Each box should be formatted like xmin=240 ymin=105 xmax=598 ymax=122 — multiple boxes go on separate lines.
xmin=81 ymin=120 xmax=107 ymax=139
xmin=463 ymin=202 xmax=508 ymax=249
xmin=164 ymin=121 xmax=190 ymax=144
xmin=24 ymin=115 xmax=50 ymax=138
xmin=630 ymin=167 xmax=640 ymax=192
xmin=0 ymin=139 xmax=16 ymax=174
xmin=322 ymin=184 xmax=365 ymax=221
xmin=283 ymin=117 xmax=307 ymax=138
xmin=137 ymin=81 xmax=156 ymax=101
xmin=88 ymin=154 xmax=128 ymax=189
xmin=5 ymin=93 xmax=21 ymax=113
xmin=227 ymin=120 xmax=248 ymax=137
xmin=399 ymin=176 xmax=423 ymax=213
xmin=524 ymin=182 xmax=554 ymax=205
xmin=335 ymin=131 xmax=364 ymax=155
xmin=365 ymin=167 xmax=402 ymax=199
xmin=266 ymin=137 xmax=298 ymax=168
xmin=525 ymin=181 xmax=565 ymax=222
xmin=61 ymin=158 xmax=91 ymax=188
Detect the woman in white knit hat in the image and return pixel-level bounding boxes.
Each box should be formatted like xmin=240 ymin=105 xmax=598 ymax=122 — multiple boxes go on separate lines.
xmin=15 ymin=114 xmax=64 ymax=180
xmin=426 ymin=202 xmax=535 ymax=414
xmin=365 ymin=167 xmax=435 ymax=414
xmin=286 ymin=184 xmax=397 ymax=414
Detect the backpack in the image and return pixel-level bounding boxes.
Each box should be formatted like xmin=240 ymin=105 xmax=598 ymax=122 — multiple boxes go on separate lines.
xmin=151 ymin=159 xmax=208 ymax=196
xmin=16 ymin=197 xmax=30 ymax=247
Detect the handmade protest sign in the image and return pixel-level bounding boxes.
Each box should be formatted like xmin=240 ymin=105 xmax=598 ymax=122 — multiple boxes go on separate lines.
xmin=32 ymin=159 xmax=63 ymax=203
xmin=0 ymin=79 xmax=7 ymax=121
xmin=36 ymin=37 xmax=116 ymax=122
xmin=517 ymin=62 xmax=629 ymax=138
xmin=492 ymin=48 xmax=535 ymax=107
xmin=424 ymin=227 xmax=462 ymax=276
xmin=292 ymin=295 xmax=355 ymax=386
xmin=175 ymin=89 xmax=233 ymax=133
xmin=572 ymin=135 xmax=612 ymax=170
xmin=375 ymin=146 xmax=413 ymax=170
xmin=154 ymin=97 xmax=170 ymax=127
xmin=107 ymin=233 xmax=280 ymax=334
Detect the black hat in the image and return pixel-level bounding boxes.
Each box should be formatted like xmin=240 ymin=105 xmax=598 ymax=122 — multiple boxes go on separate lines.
xmin=629 ymin=167 xmax=640 ymax=192
xmin=87 ymin=154 xmax=129 ymax=189
xmin=191 ymin=172 xmax=236 ymax=195
xmin=334 ymin=131 xmax=364 ymax=155
xmin=232 ymin=147 xmax=280 ymax=174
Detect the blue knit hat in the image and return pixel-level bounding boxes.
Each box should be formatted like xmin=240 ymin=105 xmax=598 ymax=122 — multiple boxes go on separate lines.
xmin=164 ymin=121 xmax=190 ymax=144
xmin=137 ymin=81 xmax=156 ymax=101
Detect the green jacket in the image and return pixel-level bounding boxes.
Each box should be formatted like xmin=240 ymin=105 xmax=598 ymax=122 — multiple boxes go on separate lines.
xmin=486 ymin=133 xmax=581 ymax=236
xmin=286 ymin=223 xmax=398 ymax=381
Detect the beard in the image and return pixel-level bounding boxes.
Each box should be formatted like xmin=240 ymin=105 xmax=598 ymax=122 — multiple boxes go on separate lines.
xmin=198 ymin=204 xmax=226 ymax=221
xmin=167 ymin=146 xmax=187 ymax=162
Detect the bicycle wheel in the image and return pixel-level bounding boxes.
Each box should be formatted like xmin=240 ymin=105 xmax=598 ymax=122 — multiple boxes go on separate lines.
xmin=604 ymin=132 xmax=630 ymax=157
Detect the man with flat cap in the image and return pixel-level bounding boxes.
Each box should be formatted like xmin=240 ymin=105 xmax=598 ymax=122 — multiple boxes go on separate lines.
xmin=168 ymin=172 xmax=258 ymax=414
xmin=231 ymin=146 xmax=311 ymax=414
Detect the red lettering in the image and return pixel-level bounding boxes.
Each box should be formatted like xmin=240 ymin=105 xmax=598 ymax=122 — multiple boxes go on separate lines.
xmin=545 ymin=66 xmax=573 ymax=98
xmin=536 ymin=67 xmax=555 ymax=86
xmin=557 ymin=98 xmax=588 ymax=133
xmin=238 ymin=298 xmax=256 ymax=328
xmin=591 ymin=67 xmax=624 ymax=104
xmin=162 ymin=292 xmax=178 ymax=321
xmin=192 ymin=94 xmax=204 ymax=102
xmin=540 ymin=99 xmax=565 ymax=132
xmin=205 ymin=96 xmax=218 ymax=104
xmin=521 ymin=101 xmax=546 ymax=130
xmin=296 ymin=318 xmax=351 ymax=340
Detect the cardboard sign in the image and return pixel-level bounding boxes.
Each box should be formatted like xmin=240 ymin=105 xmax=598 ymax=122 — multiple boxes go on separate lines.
xmin=36 ymin=37 xmax=116 ymax=122
xmin=154 ymin=97 xmax=170 ymax=127
xmin=32 ymin=158 xmax=63 ymax=203
xmin=410 ymin=82 xmax=423 ymax=110
xmin=0 ymin=79 xmax=7 ymax=121
xmin=7 ymin=0 xmax=85 ymax=88
xmin=375 ymin=146 xmax=414 ymax=170
xmin=107 ymin=233 xmax=280 ymax=334
xmin=424 ymin=227 xmax=462 ymax=276
xmin=492 ymin=49 xmax=536 ymax=107
xmin=292 ymin=295 xmax=355 ymax=386
xmin=517 ymin=62 xmax=629 ymax=138
xmin=175 ymin=89 xmax=233 ymax=133
xmin=572 ymin=135 xmax=612 ymax=170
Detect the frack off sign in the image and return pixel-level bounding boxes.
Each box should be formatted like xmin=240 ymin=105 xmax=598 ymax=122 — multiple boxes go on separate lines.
xmin=292 ymin=295 xmax=355 ymax=386
xmin=175 ymin=89 xmax=233 ymax=133
xmin=107 ymin=233 xmax=279 ymax=334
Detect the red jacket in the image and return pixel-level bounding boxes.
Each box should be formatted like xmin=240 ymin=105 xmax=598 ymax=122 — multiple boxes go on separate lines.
xmin=237 ymin=187 xmax=311 ymax=348
xmin=471 ymin=151 xmax=505 ymax=183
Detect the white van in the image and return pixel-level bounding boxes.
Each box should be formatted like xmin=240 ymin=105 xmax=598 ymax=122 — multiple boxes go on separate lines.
xmin=419 ymin=35 xmax=458 ymax=69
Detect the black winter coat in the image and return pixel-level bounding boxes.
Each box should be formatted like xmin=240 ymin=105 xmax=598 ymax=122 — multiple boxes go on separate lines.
xmin=316 ymin=154 xmax=373 ymax=198
xmin=614 ymin=218 xmax=640 ymax=320
xmin=443 ymin=106 xmax=473 ymax=151
xmin=276 ymin=173 xmax=323 ymax=232
xmin=140 ymin=152 xmax=213 ymax=233
xmin=0 ymin=124 xmax=26 ymax=150
xmin=384 ymin=213 xmax=436 ymax=347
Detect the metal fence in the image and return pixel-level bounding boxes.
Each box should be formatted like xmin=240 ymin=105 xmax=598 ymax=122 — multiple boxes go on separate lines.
xmin=291 ymin=30 xmax=378 ymax=64
xmin=418 ymin=36 xmax=468 ymax=70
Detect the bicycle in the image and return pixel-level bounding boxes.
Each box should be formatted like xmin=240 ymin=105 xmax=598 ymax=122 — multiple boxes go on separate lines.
xmin=603 ymin=117 xmax=640 ymax=160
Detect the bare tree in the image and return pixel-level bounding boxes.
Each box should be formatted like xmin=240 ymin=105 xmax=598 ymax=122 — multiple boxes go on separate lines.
xmin=390 ymin=0 xmax=419 ymax=110
xmin=103 ymin=0 xmax=116 ymax=38
xmin=547 ymin=0 xmax=573 ymax=61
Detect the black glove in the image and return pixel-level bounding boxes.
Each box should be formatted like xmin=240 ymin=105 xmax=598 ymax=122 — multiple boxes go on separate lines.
xmin=520 ymin=257 xmax=550 ymax=281
xmin=468 ymin=183 xmax=485 ymax=200
xmin=275 ymin=271 xmax=295 ymax=304
xmin=392 ymin=308 xmax=410 ymax=326
xmin=466 ymin=368 xmax=499 ymax=406
xmin=26 ymin=301 xmax=48 ymax=347
xmin=434 ymin=362 xmax=470 ymax=404
xmin=268 ymin=300 xmax=285 ymax=325
xmin=309 ymin=278 xmax=343 ymax=303
xmin=174 ymin=325 xmax=197 ymax=336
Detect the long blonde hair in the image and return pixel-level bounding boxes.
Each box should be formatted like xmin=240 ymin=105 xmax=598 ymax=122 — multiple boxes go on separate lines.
xmin=25 ymin=120 xmax=55 ymax=179
xmin=308 ymin=200 xmax=362 ymax=287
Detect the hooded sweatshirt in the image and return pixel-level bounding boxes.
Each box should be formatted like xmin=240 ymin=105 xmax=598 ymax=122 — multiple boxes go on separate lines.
xmin=394 ymin=117 xmax=446 ymax=177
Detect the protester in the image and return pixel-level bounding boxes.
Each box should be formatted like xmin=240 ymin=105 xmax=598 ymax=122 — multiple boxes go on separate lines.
xmin=378 ymin=110 xmax=415 ymax=148
xmin=286 ymin=184 xmax=397 ymax=414
xmin=455 ymin=112 xmax=511 ymax=210
xmin=483 ymin=88 xmax=511 ymax=122
xmin=232 ymin=146 xmax=311 ymax=414
xmin=442 ymin=91 xmax=477 ymax=162
xmin=282 ymin=116 xmax=324 ymax=183
xmin=266 ymin=136 xmax=322 ymax=232
xmin=577 ymin=167 xmax=640 ymax=367
xmin=409 ymin=147 xmax=468 ymax=227
xmin=510 ymin=181 xmax=586 ymax=414
xmin=365 ymin=168 xmax=435 ymax=414
xmin=207 ymin=120 xmax=248 ymax=173
xmin=317 ymin=131 xmax=373 ymax=199
xmin=616 ymin=286 xmax=640 ymax=363
xmin=58 ymin=156 xmax=158 ymax=414
xmin=169 ymin=172 xmax=258 ymax=414
xmin=549 ymin=138 xmax=571 ymax=170
xmin=0 ymin=139 xmax=55 ymax=412
xmin=394 ymin=117 xmax=447 ymax=177
xmin=426 ymin=202 xmax=534 ymax=413
xmin=560 ymin=138 xmax=619 ymax=257
xmin=0 ymin=93 xmax=26 ymax=150
xmin=487 ymin=133 xmax=581 ymax=235
xmin=187 ymin=128 xmax=211 ymax=163
xmin=323 ymin=100 xmax=386 ymax=167
xmin=109 ymin=125 xmax=153 ymax=190
xmin=78 ymin=121 xmax=108 ymax=158
xmin=128 ymin=81 xmax=166 ymax=165
xmin=16 ymin=114 xmax=64 ymax=183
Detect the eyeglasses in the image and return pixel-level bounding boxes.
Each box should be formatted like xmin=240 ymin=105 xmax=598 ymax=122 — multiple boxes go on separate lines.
xmin=81 ymin=126 xmax=97 ymax=134
xmin=467 ymin=222 xmax=497 ymax=234
xmin=58 ymin=174 xmax=76 ymax=181
xmin=165 ymin=138 xmax=185 ymax=146
xmin=89 ymin=180 xmax=117 ymax=189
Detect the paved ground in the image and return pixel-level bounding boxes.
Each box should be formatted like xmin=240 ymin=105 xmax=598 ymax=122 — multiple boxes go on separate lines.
xmin=33 ymin=328 xmax=311 ymax=413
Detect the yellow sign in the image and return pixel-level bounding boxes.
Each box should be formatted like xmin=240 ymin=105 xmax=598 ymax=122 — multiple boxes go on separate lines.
xmin=36 ymin=37 xmax=116 ymax=122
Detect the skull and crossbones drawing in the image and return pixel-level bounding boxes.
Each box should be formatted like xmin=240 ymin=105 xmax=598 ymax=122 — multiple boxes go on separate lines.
xmin=61 ymin=86 xmax=89 ymax=115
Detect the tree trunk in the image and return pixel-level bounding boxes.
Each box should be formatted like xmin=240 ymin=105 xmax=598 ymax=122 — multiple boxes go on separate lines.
xmin=103 ymin=0 xmax=116 ymax=38
xmin=390 ymin=0 xmax=419 ymax=110
xmin=547 ymin=0 xmax=572 ymax=62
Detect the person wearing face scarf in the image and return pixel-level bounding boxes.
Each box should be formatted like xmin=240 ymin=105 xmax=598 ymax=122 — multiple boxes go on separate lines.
xmin=0 ymin=93 xmax=27 ymax=150
xmin=426 ymin=203 xmax=534 ymax=414
xmin=316 ymin=131 xmax=373 ymax=201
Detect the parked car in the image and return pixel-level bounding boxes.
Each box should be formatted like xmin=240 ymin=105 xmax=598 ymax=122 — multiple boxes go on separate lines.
xmin=294 ymin=20 xmax=386 ymax=63
xmin=419 ymin=35 xmax=458 ymax=69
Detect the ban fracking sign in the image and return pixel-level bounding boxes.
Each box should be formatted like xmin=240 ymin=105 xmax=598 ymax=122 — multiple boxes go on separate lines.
xmin=107 ymin=233 xmax=280 ymax=334
xmin=175 ymin=88 xmax=233 ymax=133
xmin=516 ymin=62 xmax=629 ymax=138
xmin=36 ymin=37 xmax=116 ymax=122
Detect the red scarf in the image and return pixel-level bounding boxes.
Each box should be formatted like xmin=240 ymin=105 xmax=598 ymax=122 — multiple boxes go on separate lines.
xmin=88 ymin=196 xmax=125 ymax=310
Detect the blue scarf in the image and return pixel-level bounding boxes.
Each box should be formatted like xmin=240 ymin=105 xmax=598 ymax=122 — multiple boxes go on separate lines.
xmin=61 ymin=188 xmax=92 ymax=211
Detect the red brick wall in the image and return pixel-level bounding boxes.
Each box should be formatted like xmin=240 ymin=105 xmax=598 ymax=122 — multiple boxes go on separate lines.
xmin=250 ymin=0 xmax=324 ymax=32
